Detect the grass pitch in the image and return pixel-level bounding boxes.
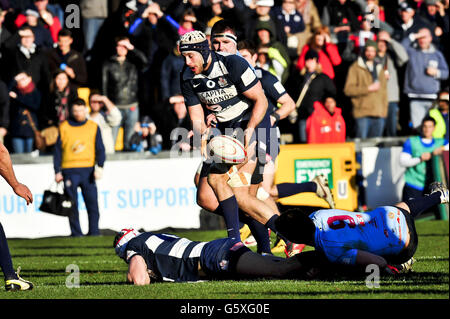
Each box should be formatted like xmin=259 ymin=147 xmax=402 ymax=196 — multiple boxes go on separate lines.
xmin=0 ymin=220 xmax=448 ymax=300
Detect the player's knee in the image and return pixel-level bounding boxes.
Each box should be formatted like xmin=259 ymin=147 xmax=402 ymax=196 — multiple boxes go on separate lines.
xmin=207 ymin=173 xmax=227 ymax=189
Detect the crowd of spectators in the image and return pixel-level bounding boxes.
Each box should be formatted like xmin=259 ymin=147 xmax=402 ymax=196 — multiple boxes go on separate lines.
xmin=0 ymin=0 xmax=448 ymax=155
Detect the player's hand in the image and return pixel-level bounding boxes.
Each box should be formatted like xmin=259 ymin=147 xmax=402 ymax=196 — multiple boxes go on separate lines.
xmin=94 ymin=166 xmax=103 ymax=180
xmin=55 ymin=172 xmax=63 ymax=183
xmin=201 ymin=129 xmax=211 ymax=159
xmin=13 ymin=183 xmax=33 ymax=205
xmin=64 ymin=66 xmax=76 ymax=79
xmin=421 ymin=152 xmax=432 ymax=162
xmin=433 ymin=147 xmax=444 ymax=156
xmin=206 ymin=113 xmax=217 ymax=128
xmin=243 ymin=127 xmax=256 ymax=162
xmin=368 ymin=81 xmax=380 ymax=92
xmin=244 ymin=127 xmax=255 ymax=149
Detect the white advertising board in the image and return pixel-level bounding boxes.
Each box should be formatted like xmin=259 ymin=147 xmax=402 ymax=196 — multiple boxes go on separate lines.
xmin=0 ymin=157 xmax=203 ymax=238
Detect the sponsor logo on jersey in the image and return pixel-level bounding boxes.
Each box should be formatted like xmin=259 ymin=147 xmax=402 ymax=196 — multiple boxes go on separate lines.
xmin=198 ymin=86 xmax=238 ymax=106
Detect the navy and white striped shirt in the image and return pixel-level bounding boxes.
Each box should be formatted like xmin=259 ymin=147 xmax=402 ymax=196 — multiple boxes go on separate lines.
xmin=124 ymin=232 xmax=208 ymax=282
xmin=181 ymin=51 xmax=259 ymax=123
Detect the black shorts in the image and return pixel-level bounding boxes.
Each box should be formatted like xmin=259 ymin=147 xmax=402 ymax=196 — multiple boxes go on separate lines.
xmin=383 ymin=206 xmax=418 ymax=264
xmin=199 ymin=160 xmax=263 ymax=185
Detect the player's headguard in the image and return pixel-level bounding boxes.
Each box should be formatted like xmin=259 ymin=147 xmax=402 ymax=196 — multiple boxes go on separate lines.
xmin=178 ymin=30 xmax=211 ymax=68
xmin=113 ymin=228 xmax=141 ymax=259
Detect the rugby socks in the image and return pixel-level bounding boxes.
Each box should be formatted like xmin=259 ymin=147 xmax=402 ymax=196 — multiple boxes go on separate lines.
xmin=276 ymin=182 xmax=317 ymax=199
xmin=239 ymin=211 xmax=271 ymax=254
xmin=219 ymin=196 xmax=241 ymax=242
xmin=264 ymin=215 xmax=291 ymax=245
xmin=405 ymin=192 xmax=442 ymax=218
xmin=0 ymin=223 xmax=17 ymax=280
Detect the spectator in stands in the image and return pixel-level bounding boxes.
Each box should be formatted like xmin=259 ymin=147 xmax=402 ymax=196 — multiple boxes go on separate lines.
xmin=402 ymin=27 xmax=449 ymax=131
xmin=158 ymin=44 xmax=190 ymax=150
xmin=419 ymin=0 xmax=448 ymax=43
xmin=129 ymin=115 xmax=162 ymax=154
xmin=87 ymin=92 xmax=122 ymax=155
xmin=342 ymin=12 xmax=377 ymax=62
xmin=14 ymin=0 xmax=62 ymax=43
xmin=392 ymin=1 xmax=433 ymax=42
xmin=296 ymin=26 xmax=342 ymax=80
xmin=294 ymin=0 xmax=322 ymax=55
xmin=245 ymin=0 xmax=287 ymax=47
xmin=18 ymin=7 xmax=53 ymax=49
xmin=43 ymin=70 xmax=78 ymax=129
xmin=160 ymin=46 xmax=184 ymax=103
xmin=429 ymin=88 xmax=449 ymax=140
xmin=3 ymin=26 xmax=51 ymax=97
xmin=177 ymin=9 xmax=199 ymax=35
xmin=272 ymin=0 xmax=305 ymax=59
xmin=168 ymin=0 xmax=209 ymax=27
xmin=119 ymin=0 xmax=154 ymax=35
xmin=288 ymin=49 xmax=336 ymax=143
xmin=80 ymin=0 xmax=108 ymax=56
xmin=101 ymin=36 xmax=147 ymax=151
xmin=165 ymin=95 xmax=191 ymax=152
xmin=321 ymin=0 xmax=361 ymax=52
xmin=399 ymin=116 xmax=448 ymax=201
xmin=129 ymin=2 xmax=178 ymax=63
xmin=8 ymin=72 xmax=41 ymax=154
xmin=254 ymin=19 xmax=291 ymax=83
xmin=204 ymin=0 xmax=248 ymax=35
xmin=127 ymin=2 xmax=180 ymax=120
xmin=1 ymin=9 xmax=12 ymax=80
xmin=47 ymin=29 xmax=88 ymax=88
xmin=0 ymin=78 xmax=9 ymax=144
xmin=344 ymin=39 xmax=388 ymax=139
xmin=54 ymin=98 xmax=105 ymax=237
xmin=376 ymin=30 xmax=409 ymax=137
xmin=306 ymin=96 xmax=346 ymax=143
xmin=0 ymin=8 xmax=11 ymax=53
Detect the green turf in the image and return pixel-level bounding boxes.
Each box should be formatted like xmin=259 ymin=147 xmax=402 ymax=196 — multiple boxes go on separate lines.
xmin=0 ymin=221 xmax=448 ymax=299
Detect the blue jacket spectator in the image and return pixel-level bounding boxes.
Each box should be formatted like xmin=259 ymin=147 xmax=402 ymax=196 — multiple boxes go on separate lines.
xmin=402 ymin=28 xmax=449 ymax=130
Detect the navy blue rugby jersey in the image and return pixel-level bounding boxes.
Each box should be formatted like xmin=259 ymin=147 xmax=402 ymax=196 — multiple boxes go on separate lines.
xmin=181 ymin=51 xmax=260 ymax=123
xmin=254 ymin=66 xmax=286 ymax=116
xmin=124 ymin=232 xmax=208 ymax=282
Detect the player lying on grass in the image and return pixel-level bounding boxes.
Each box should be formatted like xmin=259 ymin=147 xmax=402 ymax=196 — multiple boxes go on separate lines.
xmin=113 ymin=228 xmax=322 ymax=285
xmin=275 ymin=182 xmax=449 ymax=274
xmin=113 ymin=182 xmax=447 ymax=285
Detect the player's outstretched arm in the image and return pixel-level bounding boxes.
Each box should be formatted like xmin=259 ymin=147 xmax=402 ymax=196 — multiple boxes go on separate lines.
xmin=355 ymin=250 xmax=388 ymax=269
xmin=0 ymin=143 xmax=33 ymax=205
xmin=127 ymin=255 xmax=151 ymax=286
xmin=242 ymin=81 xmax=268 ymax=146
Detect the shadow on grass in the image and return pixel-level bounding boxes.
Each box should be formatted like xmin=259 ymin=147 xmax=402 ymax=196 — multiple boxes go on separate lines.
xmin=213 ymin=288 xmax=448 ymax=297
xmin=20 ymin=269 xmax=123 ymax=278
xmin=12 ymin=253 xmax=113 ymax=258
xmin=11 ymin=246 xmax=112 ymax=250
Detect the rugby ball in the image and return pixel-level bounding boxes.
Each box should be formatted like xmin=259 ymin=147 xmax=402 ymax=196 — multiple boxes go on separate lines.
xmin=208 ymin=135 xmax=247 ymax=164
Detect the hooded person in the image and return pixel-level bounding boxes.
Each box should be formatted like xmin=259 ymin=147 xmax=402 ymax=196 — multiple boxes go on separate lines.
xmin=253 ymin=19 xmax=291 ymax=83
